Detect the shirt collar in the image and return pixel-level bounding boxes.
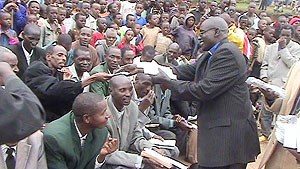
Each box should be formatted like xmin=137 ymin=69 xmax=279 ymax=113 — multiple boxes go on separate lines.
xmin=208 ymin=42 xmax=221 ymax=55
xmin=21 ymin=41 xmax=32 ymax=56
xmin=74 ymin=119 xmax=87 ymax=140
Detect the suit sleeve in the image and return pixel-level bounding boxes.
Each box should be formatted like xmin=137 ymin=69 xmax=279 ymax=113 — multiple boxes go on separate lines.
xmin=169 ymin=49 xmax=243 ymax=101
xmin=43 ymin=134 xmax=69 ymax=169
xmin=25 ymin=64 xmax=83 ymax=102
xmin=173 ymin=63 xmax=197 ymax=81
xmin=279 ymin=44 xmax=300 ymax=68
xmin=0 ymin=75 xmax=45 ymax=144
xmin=260 ymin=45 xmax=270 ymax=79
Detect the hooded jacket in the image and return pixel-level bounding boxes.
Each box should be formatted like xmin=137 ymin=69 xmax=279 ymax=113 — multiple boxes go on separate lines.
xmin=171 ymin=13 xmax=197 ymax=57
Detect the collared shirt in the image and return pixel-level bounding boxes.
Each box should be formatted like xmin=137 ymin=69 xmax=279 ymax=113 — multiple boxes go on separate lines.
xmin=1 ymin=145 xmax=17 ymax=161
xmin=86 ymin=15 xmax=97 ymax=31
xmin=21 ymin=41 xmax=33 ymax=65
xmin=67 ymin=64 xmax=90 ymax=92
xmin=207 ymin=42 xmax=221 ymax=64
xmin=73 ymin=120 xmax=104 ymax=168
xmin=111 ymin=101 xmax=125 ymax=125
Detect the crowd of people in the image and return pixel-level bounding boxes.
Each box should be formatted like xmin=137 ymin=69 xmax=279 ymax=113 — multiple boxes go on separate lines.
xmin=1 ymin=0 xmax=300 ymax=168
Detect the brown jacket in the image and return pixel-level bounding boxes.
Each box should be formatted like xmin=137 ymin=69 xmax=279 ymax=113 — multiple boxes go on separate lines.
xmin=259 ymin=61 xmax=300 ymax=169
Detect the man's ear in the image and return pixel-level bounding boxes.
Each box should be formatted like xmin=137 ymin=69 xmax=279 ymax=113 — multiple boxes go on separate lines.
xmin=82 ymin=114 xmax=90 ymax=124
xmin=46 ymin=53 xmax=51 ymax=61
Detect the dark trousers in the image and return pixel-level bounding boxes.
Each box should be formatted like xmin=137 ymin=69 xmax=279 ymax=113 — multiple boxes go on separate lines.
xmin=198 ymin=163 xmax=247 ymax=169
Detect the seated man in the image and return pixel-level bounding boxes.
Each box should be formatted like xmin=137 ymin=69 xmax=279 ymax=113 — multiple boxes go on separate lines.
xmin=24 ymin=45 xmax=110 ymax=121
xmin=43 ymin=92 xmax=118 ymax=169
xmin=0 ymin=131 xmax=47 ymax=169
xmin=67 ymin=46 xmax=112 ymax=92
xmin=105 ymin=75 xmax=174 ymax=168
xmin=154 ymin=43 xmax=181 ymax=66
xmin=95 ymin=28 xmax=118 ymax=62
xmin=90 ymin=46 xmax=122 ymax=97
xmin=8 ymin=24 xmax=46 ymax=81
xmin=71 ymin=27 xmax=100 ymax=71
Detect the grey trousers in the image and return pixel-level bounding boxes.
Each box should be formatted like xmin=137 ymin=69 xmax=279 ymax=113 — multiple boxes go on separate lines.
xmin=260 ymin=105 xmax=273 ymax=137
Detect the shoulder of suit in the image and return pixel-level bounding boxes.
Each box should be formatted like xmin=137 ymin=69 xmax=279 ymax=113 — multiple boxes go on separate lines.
xmin=43 ymin=114 xmax=71 ymax=136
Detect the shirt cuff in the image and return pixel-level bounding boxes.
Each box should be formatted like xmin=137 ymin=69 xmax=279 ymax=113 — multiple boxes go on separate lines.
xmin=135 ymin=155 xmax=143 ymax=168
xmin=169 ymin=120 xmax=175 ymax=128
xmin=94 ymin=155 xmax=105 ymax=169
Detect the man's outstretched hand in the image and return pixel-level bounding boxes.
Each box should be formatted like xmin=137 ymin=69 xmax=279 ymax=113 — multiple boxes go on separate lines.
xmin=97 ymin=138 xmax=118 ymax=163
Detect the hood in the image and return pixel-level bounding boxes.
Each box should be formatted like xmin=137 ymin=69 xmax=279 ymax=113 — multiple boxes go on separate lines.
xmin=183 ymin=13 xmax=195 ymax=30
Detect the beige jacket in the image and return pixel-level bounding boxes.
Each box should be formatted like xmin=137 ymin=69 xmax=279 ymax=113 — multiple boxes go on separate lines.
xmin=259 ymin=61 xmax=300 ymax=169
xmin=0 ymin=131 xmax=47 ymax=169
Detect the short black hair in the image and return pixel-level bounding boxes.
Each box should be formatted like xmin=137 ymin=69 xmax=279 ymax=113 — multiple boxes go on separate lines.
xmin=75 ymin=12 xmax=86 ymax=21
xmin=121 ymin=46 xmax=133 ymax=58
xmin=126 ymin=13 xmax=135 ymax=21
xmin=280 ymin=24 xmax=295 ymax=36
xmin=72 ymin=92 xmax=105 ymax=118
xmin=112 ymin=13 xmax=122 ymax=19
xmin=142 ymin=45 xmax=155 ymax=56
xmin=73 ymin=46 xmax=90 ymax=59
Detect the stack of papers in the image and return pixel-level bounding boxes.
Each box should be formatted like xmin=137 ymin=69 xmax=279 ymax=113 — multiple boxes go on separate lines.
xmin=275 ymin=115 xmax=300 ymax=152
xmin=137 ymin=62 xmax=177 ymax=79
xmin=149 ymin=139 xmax=176 ymax=149
xmin=246 ymin=77 xmax=286 ymax=99
xmin=141 ymin=148 xmax=188 ymax=169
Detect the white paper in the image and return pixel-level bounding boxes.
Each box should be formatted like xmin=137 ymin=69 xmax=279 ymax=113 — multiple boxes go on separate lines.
xmin=149 ymin=139 xmax=176 ymax=147
xmin=246 ymin=77 xmax=286 ymax=99
xmin=143 ymin=148 xmax=188 ymax=169
xmin=136 ymin=62 xmax=177 ymax=79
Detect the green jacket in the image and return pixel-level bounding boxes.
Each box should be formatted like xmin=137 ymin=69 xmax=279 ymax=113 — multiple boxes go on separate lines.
xmin=90 ymin=63 xmax=110 ymax=97
xmin=43 ymin=112 xmax=108 ymax=169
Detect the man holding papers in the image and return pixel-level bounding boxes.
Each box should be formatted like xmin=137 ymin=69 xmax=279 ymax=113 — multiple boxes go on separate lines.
xmin=151 ymin=17 xmax=260 ymax=169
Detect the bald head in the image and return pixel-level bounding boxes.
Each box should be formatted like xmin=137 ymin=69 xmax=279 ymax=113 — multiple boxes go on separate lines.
xmin=0 ymin=47 xmax=19 ymax=74
xmin=168 ymin=42 xmax=180 ymax=51
xmin=109 ymin=75 xmax=131 ymax=88
xmin=24 ymin=23 xmax=41 ymax=36
xmin=219 ymin=13 xmax=231 ymax=26
xmin=72 ymin=92 xmax=105 ymax=117
xmin=201 ymin=17 xmax=228 ymax=31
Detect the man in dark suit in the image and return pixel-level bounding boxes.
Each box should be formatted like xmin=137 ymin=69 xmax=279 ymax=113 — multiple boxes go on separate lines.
xmin=8 ymin=23 xmax=46 ymax=81
xmin=43 ymin=92 xmax=118 ymax=169
xmin=152 ymin=17 xmax=260 ymax=169
xmin=24 ymin=45 xmax=112 ymax=121
xmin=0 ymin=46 xmax=45 ymax=144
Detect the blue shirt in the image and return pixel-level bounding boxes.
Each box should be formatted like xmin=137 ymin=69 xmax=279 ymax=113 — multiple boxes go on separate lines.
xmin=135 ymin=14 xmax=147 ymax=27
xmin=207 ymin=42 xmax=221 ymax=64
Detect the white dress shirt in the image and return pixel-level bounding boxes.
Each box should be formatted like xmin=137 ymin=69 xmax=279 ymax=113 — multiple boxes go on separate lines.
xmin=1 ymin=145 xmax=17 ymax=162
xmin=68 ymin=64 xmax=90 ymax=92
xmin=21 ymin=41 xmax=33 ymax=65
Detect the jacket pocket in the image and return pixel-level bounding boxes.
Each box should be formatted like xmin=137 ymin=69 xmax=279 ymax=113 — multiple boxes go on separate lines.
xmin=208 ymin=118 xmax=231 ymax=129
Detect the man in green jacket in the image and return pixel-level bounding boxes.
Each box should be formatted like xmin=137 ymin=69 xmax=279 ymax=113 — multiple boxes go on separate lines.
xmin=90 ymin=46 xmax=122 ymax=97
xmin=43 ymin=92 xmax=118 ymax=169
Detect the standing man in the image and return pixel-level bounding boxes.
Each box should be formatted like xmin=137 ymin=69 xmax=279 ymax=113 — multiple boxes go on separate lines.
xmin=259 ymin=24 xmax=300 ymax=141
xmin=239 ymin=2 xmax=260 ymax=29
xmin=151 ymin=17 xmax=260 ymax=169
xmin=8 ymin=24 xmax=46 ymax=81
xmin=191 ymin=0 xmax=208 ymax=25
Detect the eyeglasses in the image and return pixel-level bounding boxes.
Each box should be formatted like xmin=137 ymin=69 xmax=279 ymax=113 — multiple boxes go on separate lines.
xmin=199 ymin=27 xmax=228 ymax=36
xmin=199 ymin=27 xmax=217 ymax=36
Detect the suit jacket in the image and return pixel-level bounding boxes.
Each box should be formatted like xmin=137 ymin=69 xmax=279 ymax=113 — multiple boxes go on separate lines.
xmin=260 ymin=40 xmax=300 ymax=87
xmin=105 ymin=96 xmax=153 ymax=168
xmin=8 ymin=42 xmax=46 ymax=81
xmin=24 ymin=61 xmax=83 ymax=122
xmin=154 ymin=54 xmax=179 ymax=66
xmin=169 ymin=39 xmax=260 ymax=167
xmin=90 ymin=63 xmax=110 ymax=97
xmin=0 ymin=75 xmax=45 ymax=144
xmin=0 ymin=131 xmax=47 ymax=169
xmin=259 ymin=62 xmax=300 ymax=169
xmin=43 ymin=112 xmax=108 ymax=169
xmin=146 ymin=85 xmax=175 ymax=129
